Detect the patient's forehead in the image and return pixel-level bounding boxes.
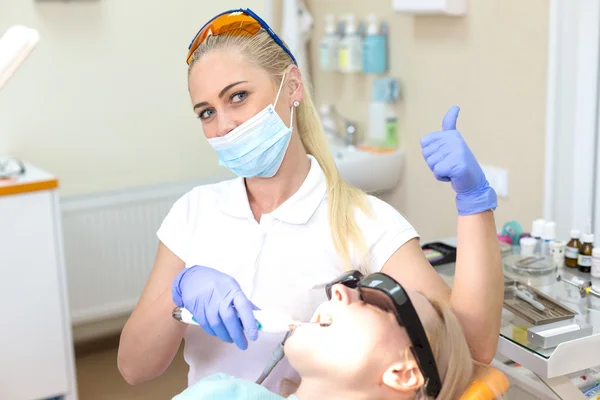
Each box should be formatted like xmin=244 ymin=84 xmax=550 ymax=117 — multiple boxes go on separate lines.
xmin=405 ymin=288 xmax=440 ymax=329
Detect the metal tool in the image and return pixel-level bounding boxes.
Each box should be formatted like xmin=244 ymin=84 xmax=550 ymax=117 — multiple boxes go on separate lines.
xmin=255 ymin=331 xmax=293 ymax=385
xmin=556 ymin=275 xmax=592 ymax=297
xmin=515 ymin=288 xmax=546 ymax=311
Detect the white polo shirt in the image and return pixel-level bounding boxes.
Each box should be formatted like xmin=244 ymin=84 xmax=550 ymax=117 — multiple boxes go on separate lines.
xmin=157 ymin=155 xmax=419 ymax=394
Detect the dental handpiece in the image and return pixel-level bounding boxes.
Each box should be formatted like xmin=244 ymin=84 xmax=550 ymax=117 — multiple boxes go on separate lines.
xmin=172 ymin=307 xmax=328 ymax=386
xmin=172 ymin=307 xmax=329 ymax=333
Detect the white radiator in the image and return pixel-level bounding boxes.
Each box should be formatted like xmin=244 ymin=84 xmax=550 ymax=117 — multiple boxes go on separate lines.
xmin=61 ymin=175 xmax=232 ymax=326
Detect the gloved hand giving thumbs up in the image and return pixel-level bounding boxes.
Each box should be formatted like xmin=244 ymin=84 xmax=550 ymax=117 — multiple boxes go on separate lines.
xmin=420 ymin=106 xmax=497 ymax=216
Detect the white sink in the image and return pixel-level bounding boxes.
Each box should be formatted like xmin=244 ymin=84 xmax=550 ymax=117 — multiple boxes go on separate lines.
xmin=330 ymin=144 xmax=404 ymax=193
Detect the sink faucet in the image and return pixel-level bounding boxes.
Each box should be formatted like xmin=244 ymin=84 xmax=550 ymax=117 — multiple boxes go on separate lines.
xmin=344 ymin=121 xmax=357 ymax=147
xmin=320 ymin=104 xmax=358 ymax=148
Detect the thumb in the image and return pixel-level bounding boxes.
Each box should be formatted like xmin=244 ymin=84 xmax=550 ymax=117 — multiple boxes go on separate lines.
xmin=442 ymin=106 xmax=460 ymax=131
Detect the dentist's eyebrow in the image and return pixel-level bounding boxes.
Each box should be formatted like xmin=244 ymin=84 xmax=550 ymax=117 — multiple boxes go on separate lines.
xmin=193 ymin=80 xmax=248 ymax=110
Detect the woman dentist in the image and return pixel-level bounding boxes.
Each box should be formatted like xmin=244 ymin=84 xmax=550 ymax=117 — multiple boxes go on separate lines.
xmin=117 ymin=8 xmax=503 ymax=394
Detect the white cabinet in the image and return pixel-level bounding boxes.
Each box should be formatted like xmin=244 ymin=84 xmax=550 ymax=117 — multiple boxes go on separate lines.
xmin=0 ymin=162 xmax=77 ymax=400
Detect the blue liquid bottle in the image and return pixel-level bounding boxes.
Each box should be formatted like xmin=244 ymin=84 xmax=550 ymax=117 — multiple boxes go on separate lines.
xmin=363 ymin=14 xmax=388 ymax=75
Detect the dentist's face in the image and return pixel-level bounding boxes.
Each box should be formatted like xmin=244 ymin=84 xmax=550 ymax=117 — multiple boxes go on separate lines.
xmin=188 ymin=49 xmax=279 ymax=139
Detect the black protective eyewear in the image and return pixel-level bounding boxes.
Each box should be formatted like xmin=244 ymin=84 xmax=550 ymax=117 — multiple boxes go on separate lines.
xmin=325 ymin=271 xmax=442 ymax=397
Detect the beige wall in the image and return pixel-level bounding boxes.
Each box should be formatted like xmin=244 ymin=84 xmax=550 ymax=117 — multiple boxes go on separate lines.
xmin=296 ymin=0 xmax=549 ymax=240
xmin=0 ymin=0 xmax=265 ymax=197
xmin=1 ymin=1 xmax=549 ymax=240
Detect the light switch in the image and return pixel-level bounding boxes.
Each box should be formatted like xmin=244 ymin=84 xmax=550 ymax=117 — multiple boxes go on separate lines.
xmin=482 ymin=165 xmax=508 ymax=199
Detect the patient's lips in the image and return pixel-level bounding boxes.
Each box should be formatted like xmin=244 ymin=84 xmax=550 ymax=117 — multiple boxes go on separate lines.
xmin=318 ymin=314 xmax=333 ymax=326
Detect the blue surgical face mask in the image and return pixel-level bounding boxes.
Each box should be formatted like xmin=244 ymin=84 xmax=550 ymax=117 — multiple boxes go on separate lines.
xmin=207 ymin=73 xmax=295 ymax=178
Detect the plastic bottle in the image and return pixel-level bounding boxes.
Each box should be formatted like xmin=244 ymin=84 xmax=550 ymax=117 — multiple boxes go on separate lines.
xmin=531 ymin=218 xmax=545 ymax=255
xmin=320 ymin=14 xmax=340 ymax=72
xmin=578 ymin=233 xmax=595 ymax=273
xmin=362 ymin=14 xmax=387 ymax=74
xmin=367 ymin=77 xmax=399 ymax=149
xmin=339 ymin=15 xmax=363 ymax=73
xmin=592 ymin=248 xmax=600 ymax=278
xmin=541 ymin=221 xmax=556 ymax=257
xmin=519 ymin=237 xmax=537 ymax=256
xmin=565 ymin=229 xmax=582 ymax=268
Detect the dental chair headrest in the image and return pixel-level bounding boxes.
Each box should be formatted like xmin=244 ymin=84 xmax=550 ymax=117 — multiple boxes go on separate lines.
xmin=459 ymin=367 xmax=510 ymax=400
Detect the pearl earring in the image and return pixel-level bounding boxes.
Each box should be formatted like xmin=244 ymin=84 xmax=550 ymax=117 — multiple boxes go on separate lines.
xmin=293 ymin=100 xmax=300 ymax=107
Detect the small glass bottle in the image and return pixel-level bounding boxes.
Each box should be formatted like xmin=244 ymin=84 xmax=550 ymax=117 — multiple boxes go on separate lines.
xmin=592 ymin=248 xmax=600 ymax=278
xmin=578 ymin=233 xmax=595 ymax=273
xmin=565 ymin=229 xmax=582 ymax=268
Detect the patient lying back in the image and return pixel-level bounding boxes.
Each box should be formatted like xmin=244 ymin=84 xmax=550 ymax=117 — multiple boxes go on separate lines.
xmin=173 ymin=283 xmax=481 ymax=400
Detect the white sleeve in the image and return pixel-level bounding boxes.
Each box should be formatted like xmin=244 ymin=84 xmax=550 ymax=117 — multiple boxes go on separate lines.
xmin=156 ymin=189 xmax=198 ymax=264
xmin=358 ymin=196 xmax=420 ymax=273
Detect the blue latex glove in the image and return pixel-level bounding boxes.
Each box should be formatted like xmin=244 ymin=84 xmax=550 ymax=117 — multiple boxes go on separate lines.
xmin=420 ymin=106 xmax=497 ymax=216
xmin=172 ymin=265 xmax=259 ymax=350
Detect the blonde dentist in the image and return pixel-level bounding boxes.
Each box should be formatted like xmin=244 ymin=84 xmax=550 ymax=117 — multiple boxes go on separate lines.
xmin=117 ymin=8 xmax=503 ymax=394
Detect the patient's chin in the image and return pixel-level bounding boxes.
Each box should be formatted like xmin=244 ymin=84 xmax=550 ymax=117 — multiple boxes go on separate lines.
xmin=284 ymin=336 xmax=322 ymax=373
xmin=286 ymin=340 xmax=371 ymax=381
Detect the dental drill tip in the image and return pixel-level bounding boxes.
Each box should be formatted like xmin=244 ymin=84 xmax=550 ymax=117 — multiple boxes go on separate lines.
xmin=172 ymin=307 xmax=182 ymax=320
xmin=291 ymin=321 xmax=331 ymax=329
xmin=313 ymin=319 xmax=331 ymax=327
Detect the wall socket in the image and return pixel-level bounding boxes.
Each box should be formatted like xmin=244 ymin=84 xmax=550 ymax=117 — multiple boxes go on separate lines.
xmin=481 ymin=165 xmax=508 ymax=199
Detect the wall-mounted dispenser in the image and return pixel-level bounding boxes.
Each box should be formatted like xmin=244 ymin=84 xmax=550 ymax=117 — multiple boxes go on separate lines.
xmin=392 ymin=0 xmax=466 ymax=16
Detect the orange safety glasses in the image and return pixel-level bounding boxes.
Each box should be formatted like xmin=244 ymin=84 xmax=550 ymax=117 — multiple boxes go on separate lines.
xmin=186 ymin=8 xmax=297 ymax=66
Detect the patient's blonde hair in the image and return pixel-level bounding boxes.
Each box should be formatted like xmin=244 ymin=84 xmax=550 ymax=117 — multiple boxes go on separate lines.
xmin=417 ymin=297 xmax=504 ymax=400
xmin=188 ymin=29 xmax=372 ymax=272
xmin=419 ymin=297 xmax=475 ymax=399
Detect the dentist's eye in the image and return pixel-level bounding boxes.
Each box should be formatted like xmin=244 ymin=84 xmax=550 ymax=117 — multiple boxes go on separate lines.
xmin=198 ymin=108 xmax=215 ymax=120
xmin=231 ymin=91 xmax=248 ymax=103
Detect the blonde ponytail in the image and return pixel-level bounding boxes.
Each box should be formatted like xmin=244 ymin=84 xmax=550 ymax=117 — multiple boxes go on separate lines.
xmin=189 ymin=30 xmax=372 ymax=271
xmin=295 ymin=84 xmax=372 ymax=271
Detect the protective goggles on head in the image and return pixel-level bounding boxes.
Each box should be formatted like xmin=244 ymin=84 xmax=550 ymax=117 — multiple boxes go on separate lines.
xmin=325 ymin=271 xmax=442 ymax=398
xmin=186 ymin=8 xmax=297 ymax=66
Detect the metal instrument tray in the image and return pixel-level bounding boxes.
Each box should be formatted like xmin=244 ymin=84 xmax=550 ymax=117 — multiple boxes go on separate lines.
xmin=504 ymin=279 xmax=577 ymax=325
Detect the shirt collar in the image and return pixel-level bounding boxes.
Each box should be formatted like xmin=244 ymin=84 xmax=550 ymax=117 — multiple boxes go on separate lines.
xmin=218 ymin=155 xmax=326 ymax=225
